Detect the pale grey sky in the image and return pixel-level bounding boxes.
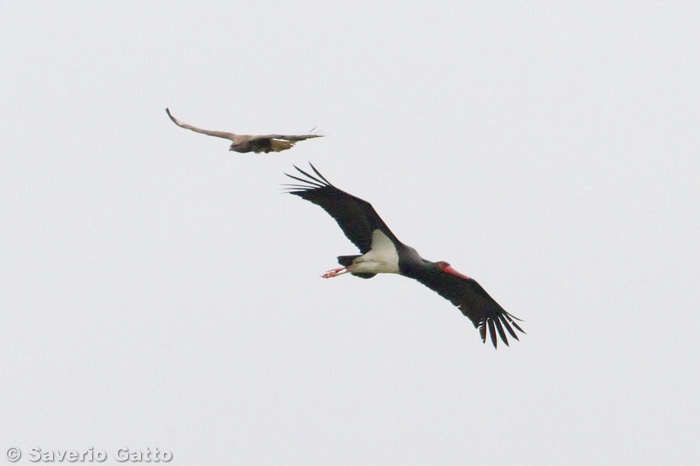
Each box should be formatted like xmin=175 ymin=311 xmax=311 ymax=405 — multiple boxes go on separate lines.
xmin=1 ymin=1 xmax=698 ymax=465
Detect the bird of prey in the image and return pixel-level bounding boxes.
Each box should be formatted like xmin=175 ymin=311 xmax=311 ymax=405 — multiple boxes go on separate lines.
xmin=285 ymin=163 xmax=525 ymax=348
xmin=165 ymin=108 xmax=322 ymax=153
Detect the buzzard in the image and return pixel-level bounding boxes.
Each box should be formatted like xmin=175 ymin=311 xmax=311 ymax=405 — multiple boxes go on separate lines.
xmin=165 ymin=108 xmax=322 ymax=153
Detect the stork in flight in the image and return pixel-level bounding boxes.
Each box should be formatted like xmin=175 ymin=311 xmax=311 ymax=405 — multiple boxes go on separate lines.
xmin=285 ymin=164 xmax=525 ymax=348
xmin=165 ymin=108 xmax=322 ymax=153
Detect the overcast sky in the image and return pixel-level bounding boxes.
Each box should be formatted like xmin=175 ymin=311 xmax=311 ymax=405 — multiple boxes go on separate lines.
xmin=1 ymin=1 xmax=698 ymax=465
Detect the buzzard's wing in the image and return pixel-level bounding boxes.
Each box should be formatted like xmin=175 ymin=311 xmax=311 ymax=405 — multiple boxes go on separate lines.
xmin=165 ymin=108 xmax=238 ymax=141
xmin=248 ymin=133 xmax=323 ymax=153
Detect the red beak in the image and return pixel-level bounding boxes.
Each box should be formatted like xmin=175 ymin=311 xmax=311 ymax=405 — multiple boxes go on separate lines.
xmin=443 ymin=265 xmax=471 ymax=280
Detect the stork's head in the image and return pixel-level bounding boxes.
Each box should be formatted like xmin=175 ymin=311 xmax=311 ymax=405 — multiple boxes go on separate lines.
xmin=434 ymin=261 xmax=471 ymax=280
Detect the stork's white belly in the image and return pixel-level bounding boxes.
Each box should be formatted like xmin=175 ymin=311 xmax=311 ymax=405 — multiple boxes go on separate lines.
xmin=349 ymin=230 xmax=400 ymax=274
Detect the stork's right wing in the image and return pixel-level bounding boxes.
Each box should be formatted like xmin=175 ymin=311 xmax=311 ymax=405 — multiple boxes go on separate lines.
xmin=284 ymin=164 xmax=401 ymax=254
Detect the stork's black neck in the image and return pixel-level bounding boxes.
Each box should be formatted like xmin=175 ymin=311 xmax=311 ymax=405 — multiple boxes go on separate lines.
xmin=397 ymin=243 xmax=433 ymax=278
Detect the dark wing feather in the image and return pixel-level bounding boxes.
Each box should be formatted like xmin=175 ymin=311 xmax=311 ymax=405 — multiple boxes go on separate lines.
xmin=248 ymin=137 xmax=293 ymax=153
xmin=285 ymin=163 xmax=400 ymax=253
xmin=415 ymin=270 xmax=525 ymax=348
xmin=165 ymin=108 xmax=238 ymax=141
xmin=249 ymin=134 xmax=323 ymax=153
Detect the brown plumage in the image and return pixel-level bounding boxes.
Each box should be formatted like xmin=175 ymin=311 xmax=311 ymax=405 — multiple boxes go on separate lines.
xmin=165 ymin=108 xmax=322 ymax=153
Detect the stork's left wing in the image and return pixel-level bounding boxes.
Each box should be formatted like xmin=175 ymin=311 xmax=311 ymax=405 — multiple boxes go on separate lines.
xmin=416 ymin=271 xmax=525 ymax=347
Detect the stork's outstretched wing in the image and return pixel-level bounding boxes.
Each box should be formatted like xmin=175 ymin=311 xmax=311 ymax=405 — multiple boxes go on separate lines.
xmin=284 ymin=164 xmax=400 ymax=253
xmin=415 ymin=269 xmax=525 ymax=347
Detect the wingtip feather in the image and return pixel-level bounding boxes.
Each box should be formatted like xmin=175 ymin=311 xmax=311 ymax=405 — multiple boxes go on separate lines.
xmin=308 ymin=163 xmax=332 ymax=185
xmin=488 ymin=320 xmax=498 ymax=348
xmin=293 ymin=164 xmax=328 ymax=187
xmin=499 ymin=315 xmax=520 ymax=341
xmin=494 ymin=318 xmax=509 ymax=347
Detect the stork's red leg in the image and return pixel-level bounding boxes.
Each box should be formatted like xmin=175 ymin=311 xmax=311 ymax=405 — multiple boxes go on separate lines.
xmin=322 ymin=267 xmax=348 ymax=278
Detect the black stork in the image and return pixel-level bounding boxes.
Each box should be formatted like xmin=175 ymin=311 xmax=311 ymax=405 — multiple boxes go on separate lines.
xmin=285 ymin=164 xmax=525 ymax=348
